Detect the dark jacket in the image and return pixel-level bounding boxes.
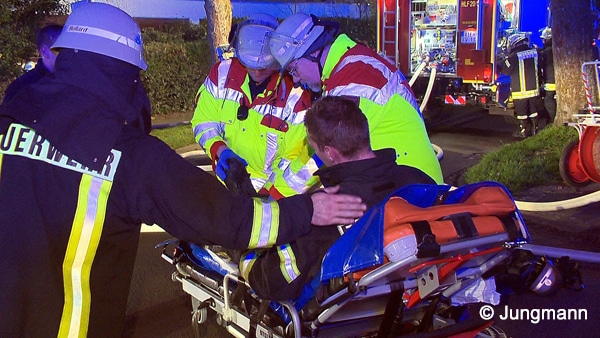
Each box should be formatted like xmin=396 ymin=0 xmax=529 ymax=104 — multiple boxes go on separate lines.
xmin=539 ymin=42 xmax=555 ymax=91
xmin=2 ymin=59 xmax=51 ymax=105
xmin=244 ymin=148 xmax=436 ymax=301
xmin=502 ymin=44 xmax=540 ymax=99
xmin=0 ymin=50 xmax=313 ymax=337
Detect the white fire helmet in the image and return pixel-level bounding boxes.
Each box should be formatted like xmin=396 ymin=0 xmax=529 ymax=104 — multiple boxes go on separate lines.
xmin=268 ymin=13 xmax=325 ymax=69
xmin=507 ymin=33 xmax=528 ymax=51
xmin=234 ymin=13 xmax=279 ymax=70
xmin=51 ymin=2 xmax=147 ymax=70
xmin=527 ymin=257 xmax=562 ymax=296
xmin=540 ymin=27 xmax=552 ymax=41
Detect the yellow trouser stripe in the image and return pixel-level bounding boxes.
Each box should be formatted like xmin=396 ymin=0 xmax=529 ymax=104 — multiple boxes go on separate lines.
xmin=248 ymin=199 xmax=280 ymax=249
xmin=58 ymin=175 xmax=112 ymax=338
xmin=512 ymin=89 xmax=539 ymax=100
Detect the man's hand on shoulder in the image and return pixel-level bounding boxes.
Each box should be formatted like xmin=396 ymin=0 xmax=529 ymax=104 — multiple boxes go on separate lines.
xmin=310 ymin=185 xmax=366 ymax=226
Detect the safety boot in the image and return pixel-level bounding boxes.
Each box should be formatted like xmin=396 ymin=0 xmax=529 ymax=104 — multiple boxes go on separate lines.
xmin=528 ymin=113 xmax=539 ymax=136
xmin=513 ymin=116 xmax=528 ymax=138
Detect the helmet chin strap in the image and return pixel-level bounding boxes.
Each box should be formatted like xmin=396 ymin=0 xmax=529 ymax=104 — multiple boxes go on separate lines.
xmin=305 ymin=47 xmax=325 ymax=76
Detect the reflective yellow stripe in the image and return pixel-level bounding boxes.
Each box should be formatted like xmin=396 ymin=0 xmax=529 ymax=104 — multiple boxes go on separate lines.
xmin=277 ymin=244 xmax=300 ymax=283
xmin=543 ymin=83 xmax=556 ymax=91
xmin=248 ymin=198 xmax=280 ymax=248
xmin=515 ymin=50 xmax=539 ymax=99
xmin=58 ymin=174 xmax=113 ymax=338
xmin=511 ymin=89 xmax=539 ymax=100
xmin=240 ymin=250 xmax=260 ymax=280
xmin=517 ymin=58 xmax=527 ymax=90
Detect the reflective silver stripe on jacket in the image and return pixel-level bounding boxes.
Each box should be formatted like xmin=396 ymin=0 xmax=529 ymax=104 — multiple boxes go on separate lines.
xmin=277 ymin=244 xmax=300 ymax=283
xmin=328 ymin=54 xmax=420 ymax=111
xmin=59 ymin=175 xmax=113 ymax=337
xmin=279 ymin=157 xmax=317 ymax=194
xmin=248 ymin=198 xmax=280 ymax=249
xmin=194 ymin=121 xmax=224 ymax=148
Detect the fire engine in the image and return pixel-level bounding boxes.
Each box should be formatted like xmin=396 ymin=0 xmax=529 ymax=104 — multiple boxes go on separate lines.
xmin=376 ymin=0 xmax=549 ymax=118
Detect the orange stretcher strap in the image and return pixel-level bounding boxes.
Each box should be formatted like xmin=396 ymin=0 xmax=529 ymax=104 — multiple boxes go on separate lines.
xmin=384 ymin=186 xmax=516 ymax=226
xmin=383 ymin=186 xmax=517 ymax=251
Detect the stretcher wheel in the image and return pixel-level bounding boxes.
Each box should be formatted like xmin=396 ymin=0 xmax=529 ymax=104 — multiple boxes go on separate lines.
xmin=477 ymin=324 xmax=507 ymax=337
xmin=192 ymin=307 xmax=207 ymax=325
xmin=216 ymin=313 xmax=224 ymax=326
xmin=559 ymin=139 xmax=592 ymax=187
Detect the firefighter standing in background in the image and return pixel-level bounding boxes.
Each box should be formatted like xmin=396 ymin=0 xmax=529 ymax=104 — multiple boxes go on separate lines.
xmin=502 ymin=33 xmax=545 ymax=138
xmin=539 ymin=27 xmax=556 ymax=124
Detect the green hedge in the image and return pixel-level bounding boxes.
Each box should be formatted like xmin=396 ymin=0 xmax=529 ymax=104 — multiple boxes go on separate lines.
xmin=1 ymin=17 xmax=376 ymax=115
xmin=141 ymin=24 xmax=211 ymax=116
xmin=141 ymin=17 xmax=376 ymax=116
xmin=142 ymin=39 xmax=209 ymax=115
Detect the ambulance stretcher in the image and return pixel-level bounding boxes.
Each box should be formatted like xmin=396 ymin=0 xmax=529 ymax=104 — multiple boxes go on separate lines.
xmin=158 ymin=182 xmax=600 ymax=338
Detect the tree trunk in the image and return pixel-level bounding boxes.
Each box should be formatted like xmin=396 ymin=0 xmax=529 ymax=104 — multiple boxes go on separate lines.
xmin=551 ymin=0 xmax=595 ymax=124
xmin=204 ymin=0 xmax=232 ymax=65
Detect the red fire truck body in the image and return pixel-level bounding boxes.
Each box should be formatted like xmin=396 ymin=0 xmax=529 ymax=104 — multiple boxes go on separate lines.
xmin=377 ymin=0 xmax=548 ymax=117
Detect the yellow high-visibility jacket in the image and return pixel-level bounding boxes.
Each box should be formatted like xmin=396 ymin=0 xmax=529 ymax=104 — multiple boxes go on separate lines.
xmin=321 ymin=34 xmax=443 ymax=184
xmin=192 ymin=58 xmax=316 ymax=199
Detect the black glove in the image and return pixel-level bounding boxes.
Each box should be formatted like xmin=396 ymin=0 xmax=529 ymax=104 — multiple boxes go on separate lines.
xmin=224 ymin=157 xmax=260 ymax=198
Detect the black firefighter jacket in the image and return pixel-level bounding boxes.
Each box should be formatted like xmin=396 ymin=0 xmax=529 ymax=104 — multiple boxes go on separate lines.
xmin=502 ymin=44 xmax=541 ymax=100
xmin=539 ymin=43 xmax=555 ymax=91
xmin=0 ymin=50 xmax=313 ymax=337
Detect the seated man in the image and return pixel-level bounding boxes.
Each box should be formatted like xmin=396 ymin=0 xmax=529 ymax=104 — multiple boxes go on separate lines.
xmin=241 ymin=96 xmax=437 ymax=301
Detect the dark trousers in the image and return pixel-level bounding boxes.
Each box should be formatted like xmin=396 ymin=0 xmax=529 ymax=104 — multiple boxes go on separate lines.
xmin=513 ymin=96 xmax=544 ymax=137
xmin=245 ymin=226 xmax=340 ymax=301
xmin=544 ymin=91 xmax=557 ymax=123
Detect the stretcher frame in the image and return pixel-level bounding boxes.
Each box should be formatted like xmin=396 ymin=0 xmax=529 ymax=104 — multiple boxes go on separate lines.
xmin=158 ymin=182 xmax=600 ymax=337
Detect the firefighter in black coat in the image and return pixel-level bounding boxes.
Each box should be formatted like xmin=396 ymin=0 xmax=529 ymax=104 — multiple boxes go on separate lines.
xmin=0 ymin=4 xmax=366 ymax=337
xmin=502 ymin=33 xmax=545 ymax=138
xmin=539 ymin=27 xmax=556 ymax=124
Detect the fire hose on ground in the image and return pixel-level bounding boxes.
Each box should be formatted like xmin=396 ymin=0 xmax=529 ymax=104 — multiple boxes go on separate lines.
xmin=514 ymin=190 xmax=600 ymax=211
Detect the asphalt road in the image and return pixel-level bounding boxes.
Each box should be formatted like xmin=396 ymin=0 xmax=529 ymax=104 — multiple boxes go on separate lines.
xmin=124 ymin=109 xmax=600 ymax=337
